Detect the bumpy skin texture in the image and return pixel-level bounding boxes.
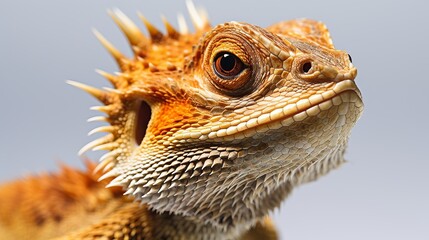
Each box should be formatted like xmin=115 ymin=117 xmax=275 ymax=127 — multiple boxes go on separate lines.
xmin=0 ymin=4 xmax=363 ymax=240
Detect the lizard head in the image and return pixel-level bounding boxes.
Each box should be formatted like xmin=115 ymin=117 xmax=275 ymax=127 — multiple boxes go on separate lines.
xmin=70 ymin=7 xmax=363 ymax=230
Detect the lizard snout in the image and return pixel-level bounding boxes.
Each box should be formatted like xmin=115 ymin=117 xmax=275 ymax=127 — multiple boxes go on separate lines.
xmin=296 ymin=57 xmax=357 ymax=83
xmin=319 ymin=65 xmax=357 ymax=82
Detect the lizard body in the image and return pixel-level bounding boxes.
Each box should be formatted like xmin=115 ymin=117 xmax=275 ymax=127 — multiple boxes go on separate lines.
xmin=0 ymin=2 xmax=363 ymax=239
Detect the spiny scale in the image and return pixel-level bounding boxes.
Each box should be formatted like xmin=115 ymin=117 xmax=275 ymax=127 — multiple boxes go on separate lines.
xmin=186 ymin=0 xmax=207 ymax=30
xmin=87 ymin=116 xmax=107 ymax=122
xmin=78 ymin=134 xmax=114 ymax=156
xmin=108 ymin=9 xmax=147 ymax=47
xmin=95 ymin=69 xmax=123 ymax=88
xmin=87 ymin=126 xmax=116 ymax=136
xmin=138 ymin=12 xmax=164 ymax=43
xmin=92 ymin=29 xmax=126 ymax=68
xmin=177 ymin=13 xmax=189 ymax=34
xmin=66 ymin=80 xmax=111 ymax=104
xmin=161 ymin=15 xmax=180 ymax=39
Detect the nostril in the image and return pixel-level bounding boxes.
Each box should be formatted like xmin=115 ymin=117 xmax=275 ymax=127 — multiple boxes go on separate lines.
xmin=135 ymin=100 xmax=152 ymax=146
xmin=301 ymin=62 xmax=312 ymax=74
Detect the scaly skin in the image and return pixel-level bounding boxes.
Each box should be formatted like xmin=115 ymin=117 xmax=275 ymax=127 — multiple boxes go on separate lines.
xmin=0 ymin=2 xmax=363 ymax=239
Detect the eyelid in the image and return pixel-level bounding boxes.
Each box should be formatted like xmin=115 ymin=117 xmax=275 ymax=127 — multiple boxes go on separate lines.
xmin=210 ymin=43 xmax=250 ymax=66
xmin=203 ymin=34 xmax=256 ymax=96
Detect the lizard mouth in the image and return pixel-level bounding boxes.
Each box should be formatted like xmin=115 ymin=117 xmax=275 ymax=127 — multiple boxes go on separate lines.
xmin=171 ymin=80 xmax=362 ymax=142
xmin=252 ymin=79 xmax=363 ymax=132
xmin=297 ymin=80 xmax=363 ymax=116
xmin=135 ymin=100 xmax=152 ymax=145
xmin=238 ymin=80 xmax=363 ymax=136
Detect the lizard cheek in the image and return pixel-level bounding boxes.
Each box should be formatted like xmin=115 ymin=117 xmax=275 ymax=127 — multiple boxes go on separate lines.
xmin=135 ymin=100 xmax=152 ymax=146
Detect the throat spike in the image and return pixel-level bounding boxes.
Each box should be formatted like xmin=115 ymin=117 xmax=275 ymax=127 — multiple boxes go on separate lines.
xmin=92 ymin=142 xmax=118 ymax=151
xmin=99 ymin=170 xmax=121 ymax=182
xmin=88 ymin=126 xmax=116 ymax=136
xmin=99 ymin=149 xmax=120 ymax=163
xmin=66 ymin=80 xmax=110 ymax=104
xmin=87 ymin=116 xmax=107 ymax=122
xmin=78 ymin=134 xmax=114 ymax=156
xmin=93 ymin=157 xmax=115 ymax=174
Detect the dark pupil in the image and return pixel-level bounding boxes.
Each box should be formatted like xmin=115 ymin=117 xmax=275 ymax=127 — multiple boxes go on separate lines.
xmin=220 ymin=53 xmax=236 ymax=72
xmin=348 ymin=54 xmax=353 ymax=63
xmin=302 ymin=62 xmax=312 ymax=73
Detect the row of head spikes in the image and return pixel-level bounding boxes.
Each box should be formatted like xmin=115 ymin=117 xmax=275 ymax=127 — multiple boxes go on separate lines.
xmin=65 ymin=0 xmax=209 ymax=97
xmin=94 ymin=0 xmax=210 ymax=70
xmin=64 ymin=1 xmax=211 ymax=176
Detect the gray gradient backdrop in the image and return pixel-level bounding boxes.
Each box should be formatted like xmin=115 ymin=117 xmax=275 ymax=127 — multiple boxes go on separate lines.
xmin=1 ymin=0 xmax=428 ymax=239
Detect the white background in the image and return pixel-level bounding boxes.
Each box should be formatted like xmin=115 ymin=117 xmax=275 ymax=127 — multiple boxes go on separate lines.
xmin=1 ymin=0 xmax=428 ymax=239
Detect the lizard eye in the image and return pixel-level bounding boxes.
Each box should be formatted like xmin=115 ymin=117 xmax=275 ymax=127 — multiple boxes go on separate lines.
xmin=210 ymin=51 xmax=252 ymax=93
xmin=301 ymin=61 xmax=313 ymax=74
xmin=213 ymin=52 xmax=245 ymax=79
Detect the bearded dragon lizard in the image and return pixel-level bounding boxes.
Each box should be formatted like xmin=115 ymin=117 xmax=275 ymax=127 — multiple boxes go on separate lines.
xmin=0 ymin=2 xmax=363 ymax=239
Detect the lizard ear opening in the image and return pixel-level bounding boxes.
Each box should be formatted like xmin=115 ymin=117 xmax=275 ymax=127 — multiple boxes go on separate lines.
xmin=135 ymin=100 xmax=152 ymax=146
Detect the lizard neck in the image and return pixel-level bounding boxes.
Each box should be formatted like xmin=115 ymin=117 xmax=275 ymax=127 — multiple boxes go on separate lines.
xmin=148 ymin=210 xmax=252 ymax=240
xmin=144 ymin=180 xmax=294 ymax=239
